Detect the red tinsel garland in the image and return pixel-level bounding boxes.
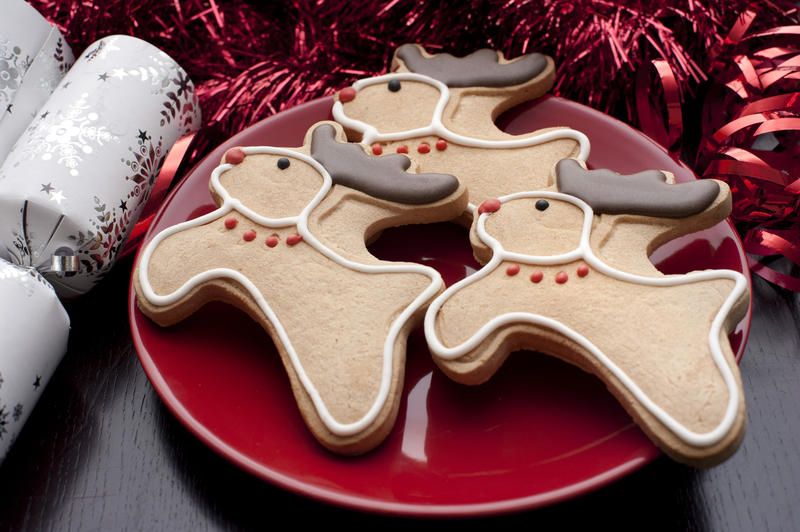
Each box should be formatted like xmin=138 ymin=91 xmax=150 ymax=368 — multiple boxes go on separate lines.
xmin=27 ymin=0 xmax=800 ymax=287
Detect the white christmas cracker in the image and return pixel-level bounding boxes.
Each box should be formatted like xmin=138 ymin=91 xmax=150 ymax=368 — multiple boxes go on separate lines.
xmin=0 ymin=32 xmax=200 ymax=465
xmin=0 ymin=34 xmax=201 ymax=298
xmin=0 ymin=0 xmax=74 ymax=164
xmin=0 ymin=258 xmax=70 ymax=461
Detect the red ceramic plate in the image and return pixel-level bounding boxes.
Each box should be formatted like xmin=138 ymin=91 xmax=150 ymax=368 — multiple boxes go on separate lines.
xmin=129 ymin=96 xmax=752 ymax=516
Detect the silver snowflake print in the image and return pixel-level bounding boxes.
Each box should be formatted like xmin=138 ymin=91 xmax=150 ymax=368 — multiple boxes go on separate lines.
xmin=0 ymin=58 xmax=21 ymax=91
xmin=15 ymin=92 xmax=118 ymax=176
xmin=0 ymin=405 xmax=7 ymax=439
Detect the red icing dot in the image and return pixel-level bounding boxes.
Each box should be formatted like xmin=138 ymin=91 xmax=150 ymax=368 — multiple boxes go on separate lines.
xmin=225 ymin=148 xmax=245 ymax=165
xmin=417 ymin=142 xmax=430 ymax=154
xmin=338 ymin=87 xmax=356 ymax=102
xmin=555 ymin=272 xmax=568 ymax=284
xmin=530 ymin=271 xmax=543 ymax=283
xmin=436 ymin=139 xmax=447 ymax=151
xmin=577 ymin=264 xmax=589 ymax=277
xmin=286 ymin=234 xmax=303 ymax=246
xmin=396 ymin=145 xmax=409 ymax=154
xmin=506 ymin=264 xmax=520 ymax=276
xmin=265 ymin=236 xmax=278 ymax=248
xmin=478 ymin=198 xmax=501 ymax=214
xmin=224 ymin=217 xmax=238 ymax=230
xmin=371 ymin=144 xmax=383 ymax=155
xmin=243 ymin=230 xmax=256 ymax=242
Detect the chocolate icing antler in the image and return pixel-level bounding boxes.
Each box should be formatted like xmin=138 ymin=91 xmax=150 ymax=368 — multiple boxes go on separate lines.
xmin=556 ymin=159 xmax=720 ymax=218
xmin=310 ymin=123 xmax=459 ymax=205
xmin=395 ymin=44 xmax=548 ymax=88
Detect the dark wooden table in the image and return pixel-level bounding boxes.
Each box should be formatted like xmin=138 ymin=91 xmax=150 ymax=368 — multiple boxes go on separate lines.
xmin=1 ymin=254 xmax=798 ymax=530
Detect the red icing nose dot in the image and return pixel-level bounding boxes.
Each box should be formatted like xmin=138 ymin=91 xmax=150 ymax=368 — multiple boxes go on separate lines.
xmin=243 ymin=230 xmax=256 ymax=242
xmin=478 ymin=198 xmax=501 ymax=214
xmin=417 ymin=143 xmax=430 ymax=154
xmin=577 ymin=264 xmax=589 ymax=277
xmin=371 ymin=144 xmax=383 ymax=155
xmin=436 ymin=139 xmax=447 ymax=151
xmin=506 ymin=264 xmax=520 ymax=276
xmin=555 ymin=272 xmax=568 ymax=284
xmin=396 ymin=145 xmax=408 ymax=154
xmin=286 ymin=234 xmax=303 ymax=246
xmin=225 ymin=148 xmax=245 ymax=165
xmin=338 ymin=87 xmax=356 ymax=102
xmin=224 ymin=217 xmax=238 ymax=230
xmin=530 ymin=271 xmax=543 ymax=283
xmin=265 ymin=236 xmax=278 ymax=248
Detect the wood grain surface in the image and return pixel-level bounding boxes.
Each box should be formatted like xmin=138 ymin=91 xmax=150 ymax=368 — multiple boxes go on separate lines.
xmin=0 ymin=255 xmax=798 ymax=531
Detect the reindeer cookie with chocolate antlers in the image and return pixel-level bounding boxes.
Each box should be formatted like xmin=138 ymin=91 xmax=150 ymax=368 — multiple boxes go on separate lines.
xmin=332 ymin=44 xmax=590 ymax=221
xmin=424 ymin=159 xmax=750 ymax=466
xmin=134 ymin=122 xmax=467 ymax=454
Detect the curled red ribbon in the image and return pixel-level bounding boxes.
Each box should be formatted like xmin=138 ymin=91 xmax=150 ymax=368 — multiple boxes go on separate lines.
xmin=636 ymin=59 xmax=683 ymax=153
xmin=636 ymin=8 xmax=800 ymax=291
xmin=745 ymin=229 xmax=800 ymax=291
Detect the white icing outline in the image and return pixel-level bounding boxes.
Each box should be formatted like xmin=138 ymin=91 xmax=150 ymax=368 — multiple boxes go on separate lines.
xmin=138 ymin=147 xmax=443 ymax=437
xmin=331 ymin=72 xmax=592 ymax=212
xmin=424 ymin=191 xmax=747 ymax=447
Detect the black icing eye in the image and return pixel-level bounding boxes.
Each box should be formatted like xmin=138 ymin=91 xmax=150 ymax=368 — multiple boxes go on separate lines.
xmin=277 ymin=157 xmax=290 ymax=170
xmin=388 ymin=79 xmax=401 ymax=92
xmin=535 ymin=199 xmax=549 ymax=211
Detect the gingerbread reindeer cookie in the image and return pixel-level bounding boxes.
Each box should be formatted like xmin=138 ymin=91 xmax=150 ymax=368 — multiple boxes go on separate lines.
xmin=134 ymin=122 xmax=467 ymax=454
xmin=424 ymin=159 xmax=750 ymax=466
xmin=332 ymin=44 xmax=591 ymax=220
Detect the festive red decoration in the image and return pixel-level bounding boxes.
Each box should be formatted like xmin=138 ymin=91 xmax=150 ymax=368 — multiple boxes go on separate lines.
xmin=30 ymin=0 xmax=781 ymax=170
xmin=630 ymin=6 xmax=800 ymax=289
xmin=28 ymin=0 xmax=800 ymax=288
